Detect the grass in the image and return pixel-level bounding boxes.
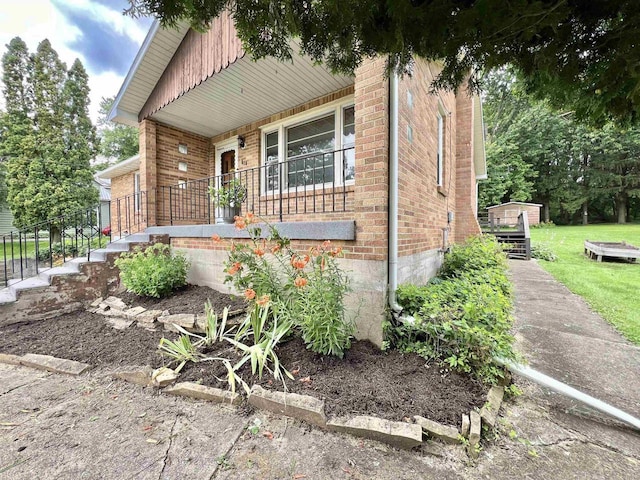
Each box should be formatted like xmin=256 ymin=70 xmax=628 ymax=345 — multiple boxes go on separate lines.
xmin=1 ymin=239 xmax=48 ymax=259
xmin=529 ymin=223 xmax=640 ymax=345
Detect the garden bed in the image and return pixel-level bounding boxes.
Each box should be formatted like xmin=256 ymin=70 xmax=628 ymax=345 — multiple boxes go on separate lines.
xmin=119 ymin=284 xmax=246 ymax=315
xmin=180 ymin=337 xmax=486 ymax=427
xmin=0 ymin=291 xmax=486 ymax=429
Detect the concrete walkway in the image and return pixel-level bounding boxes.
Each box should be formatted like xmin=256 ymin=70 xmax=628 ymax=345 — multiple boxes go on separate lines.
xmin=482 ymin=260 xmax=640 ymax=477
xmin=0 ymin=260 xmax=639 ymax=479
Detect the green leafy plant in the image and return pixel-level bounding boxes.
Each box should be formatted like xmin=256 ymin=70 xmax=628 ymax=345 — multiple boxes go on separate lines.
xmin=225 ymin=303 xmax=294 ymax=388
xmin=115 ymin=243 xmax=189 ymax=298
xmin=221 ymin=213 xmax=354 ymax=358
xmin=387 ymin=235 xmax=517 ymax=384
xmin=531 ymin=243 xmax=557 ymax=262
xmin=209 ymin=178 xmax=247 ymax=207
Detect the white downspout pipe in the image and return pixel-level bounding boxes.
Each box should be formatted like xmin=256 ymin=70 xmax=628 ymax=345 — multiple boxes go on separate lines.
xmin=498 ymin=358 xmax=640 ymax=431
xmin=388 ymin=72 xmax=403 ymax=314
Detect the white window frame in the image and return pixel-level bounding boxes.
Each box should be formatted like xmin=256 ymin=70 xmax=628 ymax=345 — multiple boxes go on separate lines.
xmin=260 ymin=97 xmax=355 ymax=195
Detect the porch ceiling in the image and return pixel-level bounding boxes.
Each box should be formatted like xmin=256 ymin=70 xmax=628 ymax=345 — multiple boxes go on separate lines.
xmin=149 ymin=51 xmax=354 ymax=138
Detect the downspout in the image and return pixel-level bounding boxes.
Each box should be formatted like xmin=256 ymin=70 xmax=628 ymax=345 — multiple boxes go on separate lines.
xmin=388 ymin=72 xmax=402 ymax=314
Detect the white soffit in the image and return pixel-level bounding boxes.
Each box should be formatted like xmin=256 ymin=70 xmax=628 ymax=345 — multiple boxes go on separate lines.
xmin=110 ymin=21 xmax=191 ymax=127
xmin=149 ymin=52 xmax=355 ymax=137
xmin=96 ymin=154 xmax=140 ymax=179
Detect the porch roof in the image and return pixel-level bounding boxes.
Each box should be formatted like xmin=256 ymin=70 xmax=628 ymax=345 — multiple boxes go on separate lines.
xmin=110 ymin=19 xmax=354 ymax=137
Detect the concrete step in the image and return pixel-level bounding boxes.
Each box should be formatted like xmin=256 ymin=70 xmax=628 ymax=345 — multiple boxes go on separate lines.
xmin=38 ymin=265 xmax=81 ymax=283
xmin=0 ymin=288 xmax=16 ymax=304
xmin=10 ymin=277 xmax=50 ymax=294
xmin=0 ymin=232 xmax=156 ymax=308
xmin=120 ymin=233 xmax=151 ymax=243
xmin=104 ymin=242 xmax=131 ymax=252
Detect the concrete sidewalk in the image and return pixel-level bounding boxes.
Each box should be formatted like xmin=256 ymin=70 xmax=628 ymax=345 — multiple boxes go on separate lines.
xmin=0 ymin=260 xmax=639 ymax=479
xmin=467 ymin=260 xmax=640 ymax=480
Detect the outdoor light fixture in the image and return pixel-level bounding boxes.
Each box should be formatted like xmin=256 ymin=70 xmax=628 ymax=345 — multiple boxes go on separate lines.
xmin=237 ymin=135 xmax=246 ymax=149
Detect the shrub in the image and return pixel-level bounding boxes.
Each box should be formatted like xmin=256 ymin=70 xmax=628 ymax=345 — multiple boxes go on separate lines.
xmin=531 ymin=243 xmax=557 ymax=262
xmin=387 ymin=235 xmax=517 ymax=384
xmin=115 ymin=243 xmax=189 ymax=298
xmin=530 ymin=221 xmax=555 ymax=229
xmin=220 ymin=213 xmax=354 ymax=358
xmin=438 ymin=235 xmax=508 ymax=279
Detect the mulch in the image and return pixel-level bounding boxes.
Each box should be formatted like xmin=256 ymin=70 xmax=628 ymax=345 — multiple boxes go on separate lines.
xmin=119 ymin=284 xmax=246 ymax=315
xmin=180 ymin=337 xmax=486 ymax=427
xmin=0 ymin=284 xmax=486 ymax=428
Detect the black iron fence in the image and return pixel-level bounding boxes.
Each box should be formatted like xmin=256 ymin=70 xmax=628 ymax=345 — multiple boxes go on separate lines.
xmin=157 ymin=146 xmax=355 ymax=224
xmin=2 ymin=148 xmax=355 ymax=287
xmin=1 ymin=206 xmax=110 ymax=287
xmin=111 ymin=191 xmax=148 ymax=238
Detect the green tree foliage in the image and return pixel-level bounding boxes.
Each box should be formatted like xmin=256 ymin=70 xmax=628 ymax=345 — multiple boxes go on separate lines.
xmin=0 ymin=38 xmax=98 ymax=237
xmin=97 ymin=96 xmax=138 ymax=162
xmin=126 ymin=0 xmax=640 ymax=123
xmin=585 ymin=124 xmax=640 ymax=224
xmin=482 ymin=69 xmax=640 ymax=224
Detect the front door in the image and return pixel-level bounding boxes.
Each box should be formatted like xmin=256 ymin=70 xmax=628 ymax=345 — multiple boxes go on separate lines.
xmin=221 ymin=150 xmax=235 ymax=187
xmin=214 ymin=143 xmax=237 ymax=223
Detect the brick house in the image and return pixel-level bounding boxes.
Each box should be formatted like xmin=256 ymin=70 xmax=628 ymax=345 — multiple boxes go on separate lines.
xmin=104 ymin=14 xmax=487 ymax=346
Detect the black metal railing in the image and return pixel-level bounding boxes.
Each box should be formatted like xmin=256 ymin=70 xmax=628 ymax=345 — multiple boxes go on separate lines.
xmin=157 ymin=146 xmax=355 ymax=224
xmin=111 ymin=191 xmax=148 ymax=239
xmin=1 ymin=191 xmax=148 ymax=288
xmin=1 ymin=205 xmax=110 ymax=287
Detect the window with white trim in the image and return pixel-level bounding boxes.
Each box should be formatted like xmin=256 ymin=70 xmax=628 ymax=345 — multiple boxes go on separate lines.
xmin=261 ymin=100 xmax=355 ymax=193
xmin=436 ymin=112 xmax=444 ymax=187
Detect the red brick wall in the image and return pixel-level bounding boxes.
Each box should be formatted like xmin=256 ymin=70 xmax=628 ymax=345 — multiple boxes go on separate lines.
xmin=454 ymin=89 xmax=481 ymax=242
xmin=110 ymin=171 xmax=137 ymax=233
xmin=396 ymin=59 xmax=458 ymax=256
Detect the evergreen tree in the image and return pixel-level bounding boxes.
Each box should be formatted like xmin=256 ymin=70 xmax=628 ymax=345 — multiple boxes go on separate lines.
xmin=97 ymin=95 xmax=138 ymax=162
xmin=586 ymin=124 xmax=640 ymax=224
xmin=1 ymin=38 xmax=98 ymax=239
xmin=0 ymin=37 xmax=33 ymax=208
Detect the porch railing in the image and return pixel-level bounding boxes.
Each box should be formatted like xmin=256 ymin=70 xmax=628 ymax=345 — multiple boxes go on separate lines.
xmin=157 ymin=146 xmax=355 ymax=224
xmin=1 ymin=205 xmax=110 ymax=287
xmin=1 ymin=191 xmax=147 ymax=288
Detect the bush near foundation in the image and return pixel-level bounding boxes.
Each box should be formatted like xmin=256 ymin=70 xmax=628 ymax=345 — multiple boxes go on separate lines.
xmin=217 ymin=213 xmax=355 ymax=358
xmin=115 ymin=243 xmax=189 ymax=298
xmin=386 ymin=235 xmax=517 ymax=384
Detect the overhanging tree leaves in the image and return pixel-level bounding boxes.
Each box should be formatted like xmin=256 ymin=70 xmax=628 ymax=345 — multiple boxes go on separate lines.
xmin=126 ymin=0 xmax=640 ymax=124
xmin=1 ymin=38 xmax=98 ymax=239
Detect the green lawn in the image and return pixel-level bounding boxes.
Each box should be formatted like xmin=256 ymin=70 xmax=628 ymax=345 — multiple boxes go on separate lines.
xmin=529 ymin=224 xmax=640 ymax=345
xmin=1 ymin=239 xmax=47 ymax=259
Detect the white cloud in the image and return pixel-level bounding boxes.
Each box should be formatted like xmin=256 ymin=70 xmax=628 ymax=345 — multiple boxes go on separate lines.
xmin=0 ymin=0 xmax=148 ymax=123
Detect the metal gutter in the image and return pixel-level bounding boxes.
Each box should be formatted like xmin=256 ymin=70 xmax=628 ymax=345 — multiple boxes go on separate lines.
xmin=498 ymin=358 xmax=640 ymax=431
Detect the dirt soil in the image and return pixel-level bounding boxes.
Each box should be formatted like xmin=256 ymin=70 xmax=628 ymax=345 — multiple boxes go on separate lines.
xmin=0 ymin=310 xmax=168 ymax=368
xmin=180 ymin=337 xmax=487 ymax=427
xmin=1 ymin=283 xmax=484 ymax=427
xmin=119 ymin=284 xmax=246 ymax=315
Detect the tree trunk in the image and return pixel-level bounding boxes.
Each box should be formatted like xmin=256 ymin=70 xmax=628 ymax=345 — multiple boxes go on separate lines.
xmin=615 ymin=193 xmax=627 ymax=224
xmin=51 ymin=225 xmax=61 ymax=244
xmin=582 ymin=202 xmax=588 ymax=225
xmin=543 ymin=201 xmax=550 ymax=223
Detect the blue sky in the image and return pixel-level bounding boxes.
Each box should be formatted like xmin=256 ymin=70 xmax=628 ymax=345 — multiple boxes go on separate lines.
xmin=0 ymin=0 xmax=153 ymax=121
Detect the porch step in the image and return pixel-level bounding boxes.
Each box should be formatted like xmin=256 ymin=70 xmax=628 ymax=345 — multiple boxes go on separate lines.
xmin=38 ymin=265 xmax=82 ymax=283
xmin=0 ymin=235 xmax=150 ymax=307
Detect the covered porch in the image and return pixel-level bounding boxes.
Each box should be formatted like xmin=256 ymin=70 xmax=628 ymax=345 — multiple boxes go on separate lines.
xmin=109 ymin=14 xmax=360 ymax=231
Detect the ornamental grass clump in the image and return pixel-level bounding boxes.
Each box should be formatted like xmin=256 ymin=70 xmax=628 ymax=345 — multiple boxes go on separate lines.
xmin=114 ymin=243 xmax=189 ymax=298
xmin=217 ymin=213 xmax=355 ymax=358
xmin=387 ymin=235 xmax=518 ymax=384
